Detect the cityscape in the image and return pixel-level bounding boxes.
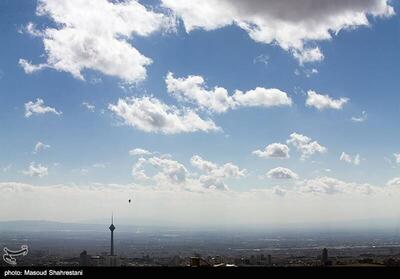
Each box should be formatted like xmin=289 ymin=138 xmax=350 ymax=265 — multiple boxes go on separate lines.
xmin=1 ymin=0 xmax=400 ymax=273
xmin=2 ymin=219 xmax=400 ymax=267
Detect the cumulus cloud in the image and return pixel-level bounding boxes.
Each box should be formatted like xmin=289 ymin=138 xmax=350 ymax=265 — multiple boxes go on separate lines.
xmin=148 ymin=156 xmax=189 ymax=185
xmin=108 ymin=96 xmax=220 ymax=134
xmin=340 ymin=152 xmax=361 ymax=165
xmin=306 ymin=90 xmax=349 ymax=110
xmin=351 ymin=111 xmax=368 ymax=123
xmin=131 ymin=153 xmax=245 ymax=191
xmin=252 ymin=143 xmax=290 ymax=159
xmin=233 ymin=88 xmax=293 ymax=108
xmin=162 ymin=0 xmax=394 ymax=63
xmin=132 ymin=154 xmax=191 ymax=187
xmin=287 ymin=133 xmax=327 ymax=160
xmin=23 ymin=162 xmax=49 ymax=178
xmin=191 ymin=155 xmax=247 ymax=190
xmin=20 ymin=0 xmax=175 ymax=83
xmin=266 ymin=167 xmax=299 ymax=180
xmin=24 ymin=98 xmax=62 ymax=118
xmin=166 ymin=72 xmax=292 ymax=113
xmin=33 ymin=142 xmax=51 ymax=154
xmin=132 ymin=158 xmax=151 ymax=181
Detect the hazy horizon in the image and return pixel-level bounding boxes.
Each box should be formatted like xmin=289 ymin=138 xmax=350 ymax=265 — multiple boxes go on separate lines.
xmin=1 ymin=0 xmax=400 ymax=230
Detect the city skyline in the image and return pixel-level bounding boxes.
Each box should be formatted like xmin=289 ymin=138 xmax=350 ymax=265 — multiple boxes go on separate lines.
xmin=1 ymin=0 xmax=400 ymax=227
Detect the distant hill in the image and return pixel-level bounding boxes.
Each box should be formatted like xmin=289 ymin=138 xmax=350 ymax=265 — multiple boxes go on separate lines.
xmin=1 ymin=219 xmax=400 ymax=234
xmin=0 ymin=220 xmax=106 ymax=232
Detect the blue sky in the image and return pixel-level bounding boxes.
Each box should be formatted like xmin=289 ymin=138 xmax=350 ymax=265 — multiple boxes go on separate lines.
xmin=1 ymin=0 xmax=400 ymax=225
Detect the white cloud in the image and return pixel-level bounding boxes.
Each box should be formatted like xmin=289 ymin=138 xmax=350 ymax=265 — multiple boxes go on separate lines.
xmin=132 ymin=157 xmax=151 ymax=181
xmin=387 ymin=177 xmax=400 ymax=187
xmin=24 ymin=98 xmax=62 ymax=118
xmin=306 ymin=90 xmax=349 ymax=110
xmin=108 ymin=96 xmax=220 ymax=134
xmin=166 ymin=72 xmax=234 ymax=113
xmin=190 ymin=155 xmax=247 ymax=190
xmin=23 ymin=162 xmax=49 ymax=178
xmin=340 ymin=152 xmax=361 ymax=166
xmin=191 ymin=155 xmax=246 ymax=179
xmin=299 ymin=177 xmax=375 ymax=195
xmin=33 ymin=141 xmax=51 ymax=154
xmin=292 ymin=47 xmax=324 ymax=64
xmin=19 ymin=22 xmax=44 ymax=37
xmin=394 ymin=153 xmax=400 ymax=164
xmin=18 ymin=59 xmax=47 ymax=74
xmin=287 ymin=133 xmax=327 ymax=160
xmin=148 ymin=156 xmax=189 ymax=185
xmin=162 ymin=0 xmax=394 ymax=63
xmin=166 ymin=72 xmax=292 ymax=113
xmin=132 ymin=154 xmax=191 ymax=186
xmin=2 ymin=177 xmax=400 ymax=226
xmin=266 ymin=167 xmax=299 ymax=180
xmin=351 ymin=111 xmax=368 ymax=123
xmin=252 ymin=143 xmax=290 ymax=159
xmin=354 ymin=154 xmax=361 ymax=166
xmin=233 ymin=88 xmax=293 ymax=108
xmin=129 ymin=148 xmax=153 ymax=157
xmin=82 ymin=102 xmax=95 ymax=112
xmin=21 ymin=0 xmax=175 ymax=83
xmin=131 ymin=153 xmax=246 ymax=191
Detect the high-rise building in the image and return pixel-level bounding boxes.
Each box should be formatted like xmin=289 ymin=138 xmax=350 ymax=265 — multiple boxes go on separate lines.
xmin=322 ymin=248 xmax=329 ymax=265
xmin=79 ymin=250 xmax=90 ymax=266
xmin=267 ymin=254 xmax=272 ymax=266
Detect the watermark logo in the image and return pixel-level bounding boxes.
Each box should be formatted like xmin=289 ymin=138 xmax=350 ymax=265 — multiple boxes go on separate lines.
xmin=3 ymin=245 xmax=29 ymax=266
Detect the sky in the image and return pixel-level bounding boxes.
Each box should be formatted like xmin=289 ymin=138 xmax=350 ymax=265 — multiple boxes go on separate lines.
xmin=1 ymin=0 xmax=400 ymax=228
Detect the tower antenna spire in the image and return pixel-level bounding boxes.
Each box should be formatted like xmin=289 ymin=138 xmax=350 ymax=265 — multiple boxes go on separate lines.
xmin=109 ymin=212 xmax=116 ymax=256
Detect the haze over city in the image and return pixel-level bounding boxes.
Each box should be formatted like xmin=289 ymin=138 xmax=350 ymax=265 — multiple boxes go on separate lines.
xmin=1 ymin=0 xmax=400 ymax=232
